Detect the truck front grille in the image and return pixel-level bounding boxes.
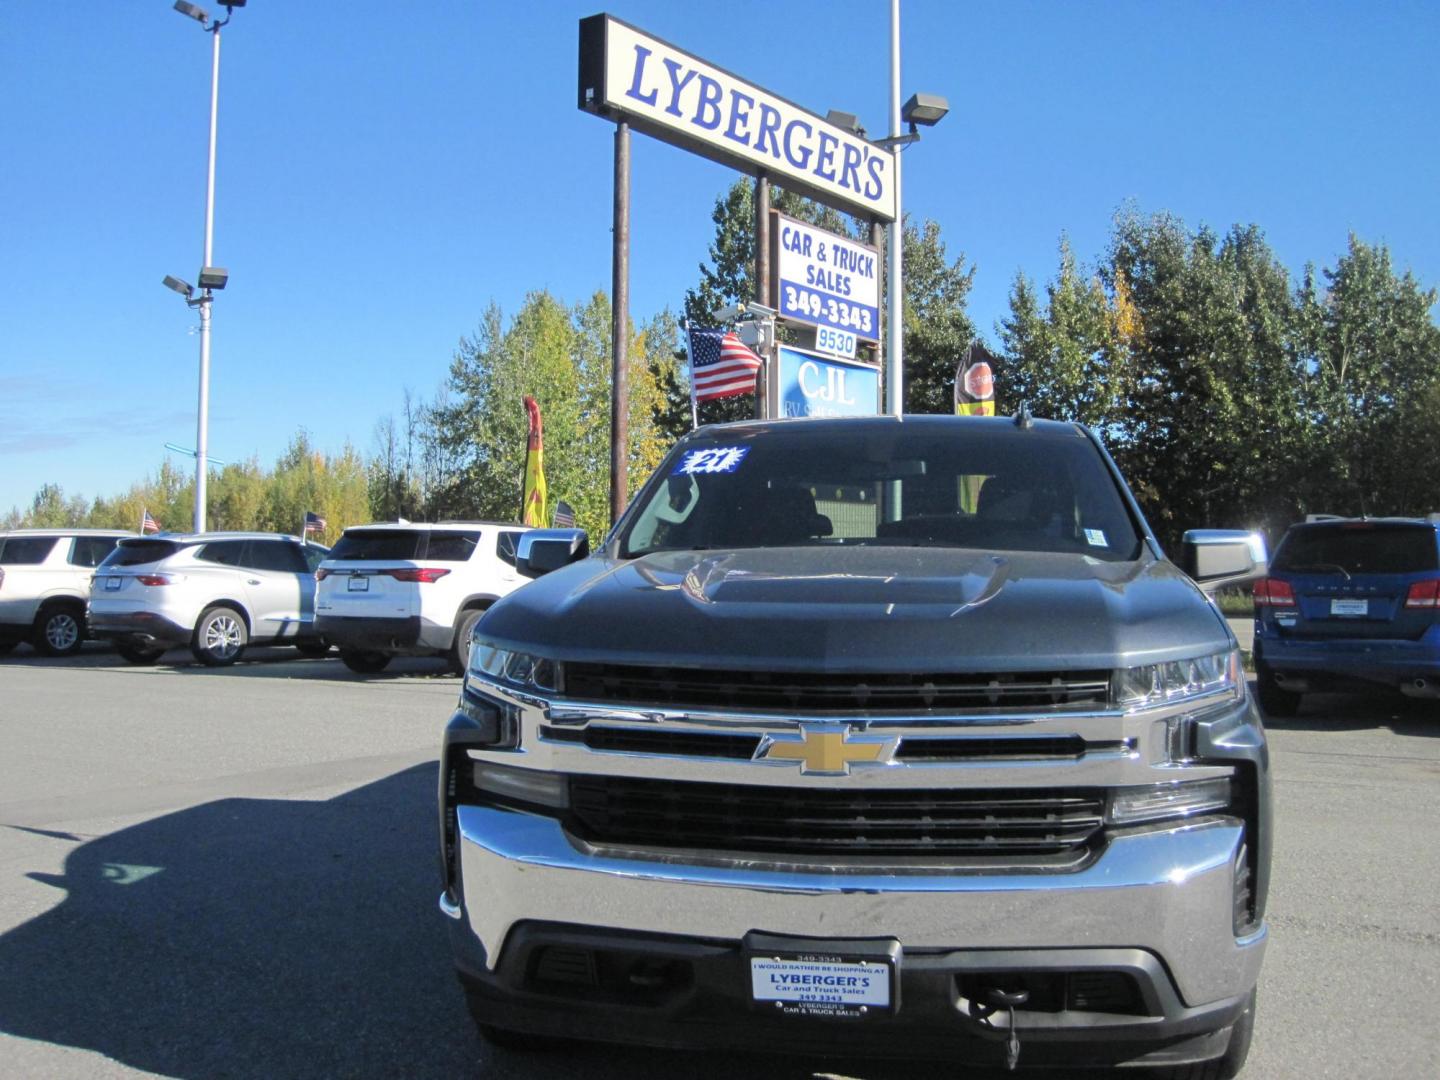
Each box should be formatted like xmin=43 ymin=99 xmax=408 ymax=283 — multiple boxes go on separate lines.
xmin=567 ymin=776 xmax=1105 ymax=858
xmin=562 ymin=663 xmax=1111 ymax=713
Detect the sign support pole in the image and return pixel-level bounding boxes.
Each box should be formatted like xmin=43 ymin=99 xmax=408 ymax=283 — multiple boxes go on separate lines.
xmin=753 ymin=172 xmax=771 ymax=420
xmin=610 ymin=120 xmax=631 ymax=525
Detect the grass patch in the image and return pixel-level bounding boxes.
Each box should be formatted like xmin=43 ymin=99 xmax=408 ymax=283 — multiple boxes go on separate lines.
xmin=1214 ymin=586 xmax=1255 ymax=618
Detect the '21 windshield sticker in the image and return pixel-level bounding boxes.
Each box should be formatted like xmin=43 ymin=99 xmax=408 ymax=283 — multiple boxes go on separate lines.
xmin=674 ymin=446 xmax=750 ymax=475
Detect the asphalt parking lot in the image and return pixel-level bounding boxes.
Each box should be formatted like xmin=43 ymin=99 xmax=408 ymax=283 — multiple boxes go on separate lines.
xmin=0 ymin=645 xmax=1435 ymax=1079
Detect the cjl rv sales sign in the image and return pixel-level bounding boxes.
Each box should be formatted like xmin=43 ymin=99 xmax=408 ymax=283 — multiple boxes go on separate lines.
xmin=578 ymin=14 xmax=898 ymax=222
xmin=772 ymin=212 xmax=880 ymax=344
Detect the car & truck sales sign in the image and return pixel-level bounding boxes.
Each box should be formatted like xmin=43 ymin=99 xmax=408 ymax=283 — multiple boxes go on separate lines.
xmin=578 ymin=14 xmax=898 ymax=222
xmin=773 ymin=212 xmax=880 ymax=346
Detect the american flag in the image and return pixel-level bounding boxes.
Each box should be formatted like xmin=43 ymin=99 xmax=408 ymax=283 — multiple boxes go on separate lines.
xmin=140 ymin=509 xmax=160 ymax=534
xmin=303 ymin=511 xmax=327 ymax=535
xmin=688 ymin=326 xmax=762 ymax=403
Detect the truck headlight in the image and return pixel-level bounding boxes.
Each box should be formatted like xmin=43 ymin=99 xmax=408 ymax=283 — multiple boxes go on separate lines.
xmin=468 ymin=640 xmax=558 ymax=693
xmin=1107 ymin=776 xmax=1234 ymax=825
xmin=1113 ymin=649 xmax=1241 ymax=710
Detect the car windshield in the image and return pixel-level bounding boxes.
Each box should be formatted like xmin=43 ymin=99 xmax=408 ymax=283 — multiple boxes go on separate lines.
xmin=620 ymin=424 xmax=1143 ymax=561
xmin=1273 ymin=523 xmax=1438 ymax=575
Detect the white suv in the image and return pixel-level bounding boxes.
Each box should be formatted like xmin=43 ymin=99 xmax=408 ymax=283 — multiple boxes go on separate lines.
xmin=315 ymin=521 xmax=531 ymax=674
xmin=0 ymin=529 xmax=131 ymax=657
xmin=88 ymin=532 xmax=330 ymax=666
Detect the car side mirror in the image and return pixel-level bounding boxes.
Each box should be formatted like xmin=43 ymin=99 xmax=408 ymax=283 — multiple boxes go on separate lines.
xmin=1179 ymin=529 xmax=1268 ymax=592
xmin=516 ymin=528 xmax=589 ymax=578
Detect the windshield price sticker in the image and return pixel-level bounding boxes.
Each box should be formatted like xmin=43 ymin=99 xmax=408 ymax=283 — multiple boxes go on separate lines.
xmin=673 ymin=445 xmax=750 ymax=476
xmin=750 ymin=957 xmax=891 ymax=1017
xmin=815 ymin=325 xmax=858 ymax=359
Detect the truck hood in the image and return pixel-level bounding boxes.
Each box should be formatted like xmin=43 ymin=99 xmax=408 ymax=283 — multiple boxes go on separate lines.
xmin=480 ymin=546 xmax=1231 ymax=673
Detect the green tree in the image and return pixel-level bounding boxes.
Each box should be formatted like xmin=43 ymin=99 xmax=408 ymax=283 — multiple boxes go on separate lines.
xmin=1296 ymin=235 xmax=1440 ymax=517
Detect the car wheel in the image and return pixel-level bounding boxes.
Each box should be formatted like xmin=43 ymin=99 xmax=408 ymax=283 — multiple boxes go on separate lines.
xmin=449 ymin=607 xmax=487 ymax=674
xmin=1255 ymin=662 xmax=1301 ymax=718
xmin=115 ymin=640 xmax=166 ymax=665
xmin=1149 ymin=986 xmax=1255 ymax=1080
xmin=32 ymin=602 xmax=86 ymax=657
xmin=340 ymin=649 xmax=391 ymax=674
xmin=295 ymin=640 xmax=332 ymax=658
xmin=191 ymin=606 xmax=248 ymax=666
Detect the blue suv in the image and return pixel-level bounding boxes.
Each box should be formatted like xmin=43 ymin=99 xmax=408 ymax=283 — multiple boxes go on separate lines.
xmin=1253 ymin=515 xmax=1440 ymax=715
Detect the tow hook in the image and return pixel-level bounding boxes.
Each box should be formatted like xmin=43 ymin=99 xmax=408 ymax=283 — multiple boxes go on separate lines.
xmin=988 ymin=987 xmax=1030 ymax=1071
xmin=955 ymin=985 xmax=1030 ymax=1071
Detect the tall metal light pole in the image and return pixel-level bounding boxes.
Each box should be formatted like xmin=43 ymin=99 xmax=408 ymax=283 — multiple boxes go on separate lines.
xmin=877 ymin=1 xmax=947 ymax=418
xmin=886 ymin=0 xmax=904 ymax=417
xmin=171 ymin=1 xmax=242 ymax=533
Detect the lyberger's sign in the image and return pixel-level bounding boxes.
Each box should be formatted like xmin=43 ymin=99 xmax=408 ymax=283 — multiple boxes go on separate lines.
xmin=579 ymin=14 xmax=897 ymax=222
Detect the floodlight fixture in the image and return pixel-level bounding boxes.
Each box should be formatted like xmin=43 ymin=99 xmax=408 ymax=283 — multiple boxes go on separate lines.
xmin=173 ymin=1 xmax=210 ymax=24
xmin=901 ymin=93 xmax=949 ymax=127
xmin=197 ymin=266 xmax=229 ymax=290
xmin=825 ymin=110 xmax=867 ymax=139
xmin=163 ymin=274 xmax=195 ymax=298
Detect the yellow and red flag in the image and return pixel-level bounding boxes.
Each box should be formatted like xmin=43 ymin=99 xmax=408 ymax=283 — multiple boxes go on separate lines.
xmin=522 ymin=395 xmax=547 ymax=527
xmin=954 ymin=343 xmax=996 ymax=417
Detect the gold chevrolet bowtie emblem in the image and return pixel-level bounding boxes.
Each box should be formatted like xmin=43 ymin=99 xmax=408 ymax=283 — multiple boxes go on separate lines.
xmin=758 ymin=727 xmax=891 ymax=774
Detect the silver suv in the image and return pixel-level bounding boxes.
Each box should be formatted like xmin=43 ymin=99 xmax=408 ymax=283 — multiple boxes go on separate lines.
xmin=88 ymin=532 xmax=329 ymax=666
xmin=315 ymin=522 xmax=531 ymax=674
xmin=0 ymin=529 xmax=130 ymax=657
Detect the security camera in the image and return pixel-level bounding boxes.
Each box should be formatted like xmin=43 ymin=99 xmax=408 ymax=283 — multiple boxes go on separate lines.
xmin=713 ymin=303 xmax=747 ymax=323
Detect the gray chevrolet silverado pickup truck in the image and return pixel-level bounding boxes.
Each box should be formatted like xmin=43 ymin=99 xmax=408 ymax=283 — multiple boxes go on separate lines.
xmin=439 ymin=414 xmax=1270 ymax=1076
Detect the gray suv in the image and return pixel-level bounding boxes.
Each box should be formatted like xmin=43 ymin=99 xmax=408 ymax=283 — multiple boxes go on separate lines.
xmin=439 ymin=415 xmax=1270 ymax=1076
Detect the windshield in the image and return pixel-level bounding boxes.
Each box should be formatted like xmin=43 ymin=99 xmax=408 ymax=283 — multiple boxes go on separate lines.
xmin=621 ymin=424 xmax=1143 ymax=561
xmin=1273 ymin=523 xmax=1438 ymax=575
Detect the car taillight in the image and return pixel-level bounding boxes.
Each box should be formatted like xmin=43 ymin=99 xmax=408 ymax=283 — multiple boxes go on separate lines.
xmin=1405 ymin=580 xmax=1440 ymax=608
xmin=387 ymin=567 xmax=451 ymax=584
xmin=315 ymin=568 xmax=331 ymax=581
xmin=1253 ymin=578 xmax=1295 ymax=607
xmin=136 ymin=574 xmax=172 ymax=586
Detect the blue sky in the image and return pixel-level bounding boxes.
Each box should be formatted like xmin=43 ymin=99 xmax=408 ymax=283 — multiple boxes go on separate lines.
xmin=3 ymin=1 xmax=1437 ymax=517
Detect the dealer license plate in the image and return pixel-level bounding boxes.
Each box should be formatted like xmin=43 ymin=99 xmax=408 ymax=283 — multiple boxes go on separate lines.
xmin=105 ymin=576 xmax=122 ymax=591
xmin=750 ymin=955 xmax=891 ymax=1018
xmin=347 ymin=575 xmax=369 ymax=592
xmin=1331 ymin=598 xmax=1367 ymax=616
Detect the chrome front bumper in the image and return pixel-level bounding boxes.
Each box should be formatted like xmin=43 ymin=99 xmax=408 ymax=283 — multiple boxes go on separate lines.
xmin=449 ymin=803 xmax=1265 ymax=1008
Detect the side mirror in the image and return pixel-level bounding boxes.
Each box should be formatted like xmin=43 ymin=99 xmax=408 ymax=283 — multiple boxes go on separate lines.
xmin=1179 ymin=529 xmax=1268 ymax=592
xmin=516 ymin=528 xmax=589 ymax=578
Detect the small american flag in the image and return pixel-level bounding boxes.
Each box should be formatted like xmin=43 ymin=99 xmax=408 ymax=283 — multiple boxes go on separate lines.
xmin=688 ymin=326 xmax=762 ymax=403
xmin=303 ymin=511 xmax=327 ymax=535
xmin=141 ymin=509 xmax=160 ymax=534
xmin=552 ymin=500 xmax=576 ymax=528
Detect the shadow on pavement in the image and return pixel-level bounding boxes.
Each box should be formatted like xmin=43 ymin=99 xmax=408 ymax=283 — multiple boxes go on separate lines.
xmin=0 ymin=765 xmax=1105 ymax=1080
xmin=0 ymin=646 xmax=456 ymax=682
xmin=1260 ymin=690 xmax=1439 ymax=738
